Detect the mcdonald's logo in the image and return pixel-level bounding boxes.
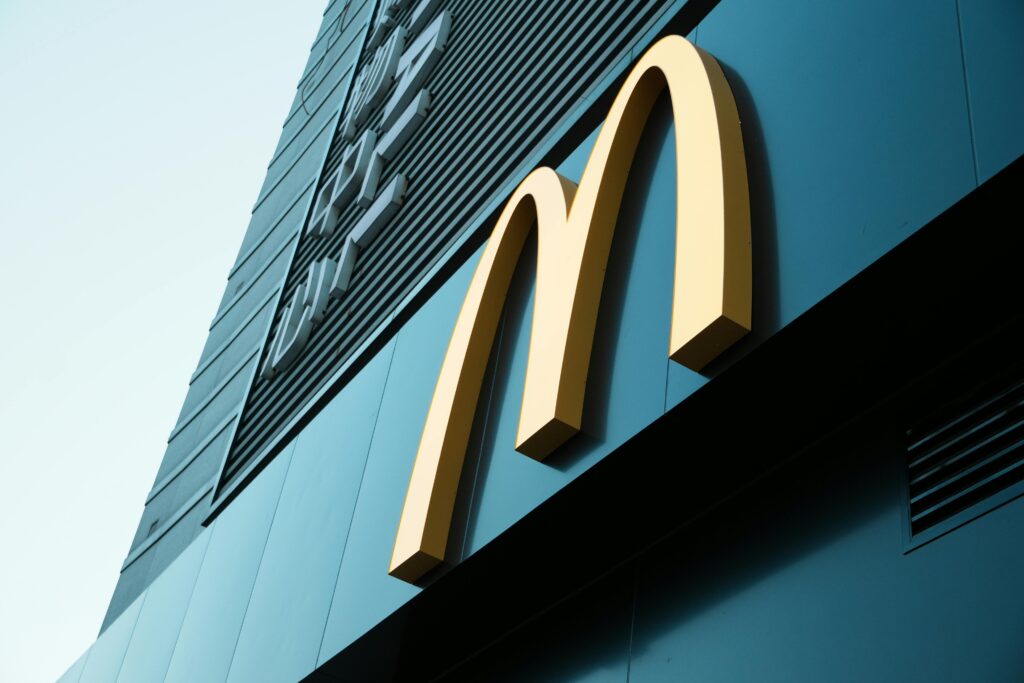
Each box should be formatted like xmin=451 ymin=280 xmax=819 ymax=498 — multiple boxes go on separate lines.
xmin=390 ymin=34 xmax=751 ymax=582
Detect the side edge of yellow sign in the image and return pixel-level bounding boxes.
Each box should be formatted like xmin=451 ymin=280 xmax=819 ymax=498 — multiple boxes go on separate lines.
xmin=389 ymin=34 xmax=751 ymax=583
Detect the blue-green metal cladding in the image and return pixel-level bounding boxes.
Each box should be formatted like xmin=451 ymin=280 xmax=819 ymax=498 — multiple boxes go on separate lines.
xmin=74 ymin=0 xmax=1024 ymax=680
xmin=101 ymin=0 xmax=372 ymax=631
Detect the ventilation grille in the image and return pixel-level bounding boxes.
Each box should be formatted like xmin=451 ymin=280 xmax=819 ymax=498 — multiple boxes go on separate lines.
xmin=906 ymin=373 xmax=1024 ymax=536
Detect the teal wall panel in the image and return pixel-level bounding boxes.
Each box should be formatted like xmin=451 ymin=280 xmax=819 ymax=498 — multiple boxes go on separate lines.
xmin=78 ymin=594 xmax=144 ymax=683
xmin=317 ymin=252 xmax=481 ymax=665
xmin=695 ymin=0 xmax=975 ymax=331
xmin=115 ymin=530 xmax=210 ymax=682
xmin=163 ymin=448 xmax=293 ymax=683
xmin=55 ymin=651 xmax=88 ymax=683
xmin=959 ymin=0 xmax=1024 ymax=182
xmin=226 ymin=340 xmax=394 ymax=683
xmin=628 ymin=425 xmax=1024 ymax=683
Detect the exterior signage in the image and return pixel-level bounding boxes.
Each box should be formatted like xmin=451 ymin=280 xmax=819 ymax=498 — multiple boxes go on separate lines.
xmin=390 ymin=34 xmax=752 ymax=582
xmin=261 ymin=0 xmax=452 ymax=380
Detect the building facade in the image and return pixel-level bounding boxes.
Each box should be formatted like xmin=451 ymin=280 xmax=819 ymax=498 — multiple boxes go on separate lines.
xmin=61 ymin=0 xmax=1024 ymax=681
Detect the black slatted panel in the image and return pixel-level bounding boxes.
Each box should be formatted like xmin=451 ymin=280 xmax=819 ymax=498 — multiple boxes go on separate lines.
xmin=222 ymin=0 xmax=676 ymax=490
xmin=906 ymin=372 xmax=1024 ymax=535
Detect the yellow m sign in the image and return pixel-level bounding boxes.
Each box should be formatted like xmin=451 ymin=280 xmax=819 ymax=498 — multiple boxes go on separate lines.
xmin=390 ymin=35 xmax=751 ymax=582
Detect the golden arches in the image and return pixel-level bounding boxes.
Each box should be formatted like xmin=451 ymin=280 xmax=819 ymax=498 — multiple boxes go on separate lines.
xmin=390 ymin=35 xmax=751 ymax=582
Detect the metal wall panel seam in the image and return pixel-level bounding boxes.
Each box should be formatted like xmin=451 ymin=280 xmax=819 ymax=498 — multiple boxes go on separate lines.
xmin=953 ymin=0 xmax=982 ymax=186
xmin=131 ymin=530 xmax=213 ymax=683
xmin=251 ymin=115 xmax=338 ymax=215
xmin=279 ymin=8 xmax=369 ymax=158
xmin=290 ymin=0 xmax=356 ymax=100
xmin=107 ymin=591 xmax=148 ymax=683
xmin=306 ymin=5 xmax=351 ymax=67
xmin=220 ymin=444 xmax=300 ymax=683
xmin=309 ymin=0 xmax=350 ymax=51
xmin=456 ymin=311 xmax=508 ymax=560
xmin=322 ymin=0 xmax=346 ymax=19
xmin=226 ymin=180 xmax=312 ymax=281
xmin=168 ymin=347 xmax=259 ymax=443
xmin=191 ymin=288 xmax=279 ymax=385
xmin=65 ymin=649 xmax=89 ymax=683
xmin=224 ymin=0 xmax=716 ymax=494
xmin=270 ymin=63 xmax=353 ymax=171
xmin=209 ymin=304 xmax=399 ymax=519
xmin=122 ymin=481 xmax=215 ymax=571
xmin=313 ymin=0 xmax=357 ymax=49
xmin=265 ymin=105 xmax=351 ymax=197
xmin=290 ymin=46 xmax=356 ymax=131
xmin=211 ymin=235 xmax=293 ymax=333
xmin=209 ymin=4 xmax=376 ymax=509
xmin=290 ymin=0 xmax=371 ymax=114
xmin=147 ymin=411 xmax=238 ymax=504
xmin=260 ymin=4 xmax=370 ymax=205
xmin=215 ymin=231 xmax=297 ymax=332
xmin=314 ymin=340 xmax=398 ymax=666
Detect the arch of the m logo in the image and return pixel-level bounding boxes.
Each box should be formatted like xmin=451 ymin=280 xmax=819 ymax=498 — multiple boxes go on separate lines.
xmin=390 ymin=34 xmax=752 ymax=582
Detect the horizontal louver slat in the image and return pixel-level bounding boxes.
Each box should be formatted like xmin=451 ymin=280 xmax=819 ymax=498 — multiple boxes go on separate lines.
xmin=907 ymin=375 xmax=1024 ymax=536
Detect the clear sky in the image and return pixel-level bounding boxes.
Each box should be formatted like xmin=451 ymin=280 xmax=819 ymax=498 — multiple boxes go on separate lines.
xmin=0 ymin=1 xmax=327 ymax=680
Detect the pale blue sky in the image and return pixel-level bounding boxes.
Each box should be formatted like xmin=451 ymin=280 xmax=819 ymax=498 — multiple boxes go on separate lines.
xmin=0 ymin=1 xmax=327 ymax=680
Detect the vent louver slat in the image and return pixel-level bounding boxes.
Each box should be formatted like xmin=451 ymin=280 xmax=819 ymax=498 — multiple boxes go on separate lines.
xmin=906 ymin=375 xmax=1024 ymax=536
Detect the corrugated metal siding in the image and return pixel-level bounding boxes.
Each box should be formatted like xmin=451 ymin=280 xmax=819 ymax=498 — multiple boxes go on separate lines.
xmin=224 ymin=0 xmax=677 ymax=490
